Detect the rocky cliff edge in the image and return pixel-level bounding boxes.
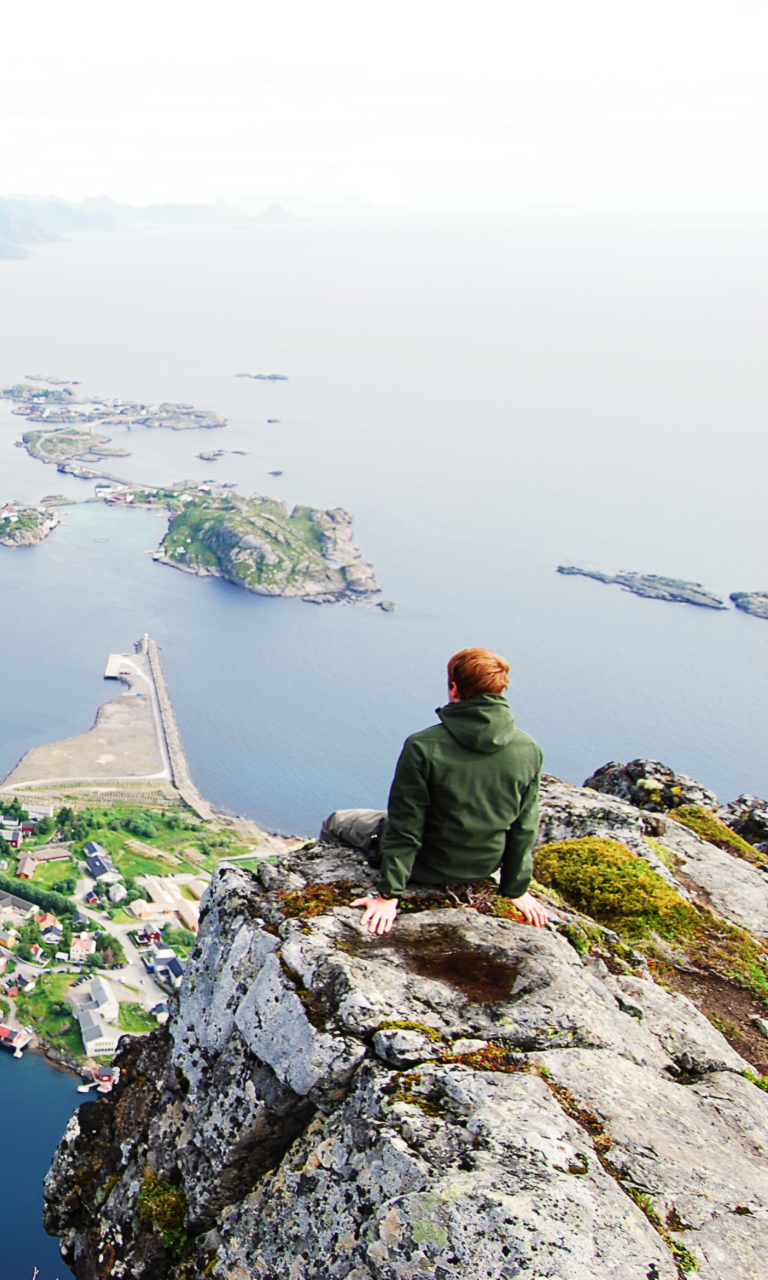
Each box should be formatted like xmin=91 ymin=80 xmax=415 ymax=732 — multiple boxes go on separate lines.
xmin=44 ymin=773 xmax=768 ymax=1280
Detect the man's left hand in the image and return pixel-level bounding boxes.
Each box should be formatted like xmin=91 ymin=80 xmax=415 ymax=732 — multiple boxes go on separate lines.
xmin=508 ymin=891 xmax=548 ymax=927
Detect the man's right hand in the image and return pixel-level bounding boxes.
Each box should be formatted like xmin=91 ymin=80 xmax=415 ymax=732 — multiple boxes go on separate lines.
xmin=351 ymin=895 xmax=398 ymax=935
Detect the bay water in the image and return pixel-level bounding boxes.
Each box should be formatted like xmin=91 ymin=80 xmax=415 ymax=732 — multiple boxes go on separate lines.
xmin=0 ymin=1048 xmax=81 ymax=1279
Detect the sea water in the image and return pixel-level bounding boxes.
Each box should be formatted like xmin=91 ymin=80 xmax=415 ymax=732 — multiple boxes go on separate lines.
xmin=0 ymin=215 xmax=765 ymax=833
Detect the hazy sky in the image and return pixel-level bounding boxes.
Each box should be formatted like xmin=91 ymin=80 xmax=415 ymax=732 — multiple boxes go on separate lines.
xmin=1 ymin=0 xmax=766 ymax=211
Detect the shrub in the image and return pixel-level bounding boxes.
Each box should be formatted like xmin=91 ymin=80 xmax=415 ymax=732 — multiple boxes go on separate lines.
xmin=0 ymin=871 xmax=72 ymax=916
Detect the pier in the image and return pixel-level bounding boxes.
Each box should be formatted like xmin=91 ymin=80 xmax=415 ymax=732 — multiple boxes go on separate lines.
xmin=141 ymin=635 xmax=214 ymax=820
xmin=1 ymin=635 xmax=214 ymax=822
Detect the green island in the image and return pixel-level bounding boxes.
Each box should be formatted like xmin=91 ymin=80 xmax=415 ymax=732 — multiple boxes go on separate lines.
xmin=0 ymin=502 xmax=60 ymax=546
xmin=142 ymin=489 xmax=381 ymax=601
xmin=21 ymin=427 xmax=131 ymax=464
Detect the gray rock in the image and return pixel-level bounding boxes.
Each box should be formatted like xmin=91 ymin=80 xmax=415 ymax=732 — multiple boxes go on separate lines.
xmin=43 ymin=805 xmax=768 ymax=1280
xmin=530 ymin=1049 xmax=768 ymax=1267
xmin=659 ymin=818 xmax=768 ymax=937
xmin=730 ymin=590 xmax=768 ymax=620
xmin=583 ymin=758 xmax=719 ymax=811
xmin=719 ymin=793 xmax=768 ymax=846
xmin=214 ymin=1062 xmax=677 ymax=1280
xmin=372 ymin=1027 xmax=441 ymax=1067
xmin=602 ymin=972 xmax=753 ymax=1074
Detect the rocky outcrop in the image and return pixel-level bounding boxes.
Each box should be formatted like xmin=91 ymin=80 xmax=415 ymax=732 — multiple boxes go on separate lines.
xmin=719 ymin=794 xmax=768 ymax=849
xmin=44 ymin=772 xmax=768 ymax=1280
xmin=583 ymin=758 xmax=719 ymax=811
xmin=557 ymin=566 xmax=727 ymax=609
xmin=730 ymin=591 xmax=768 ymax=619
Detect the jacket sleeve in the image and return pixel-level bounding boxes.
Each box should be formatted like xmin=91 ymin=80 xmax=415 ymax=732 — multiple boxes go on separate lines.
xmin=499 ymin=763 xmax=542 ymax=898
xmin=376 ymin=738 xmax=430 ymax=899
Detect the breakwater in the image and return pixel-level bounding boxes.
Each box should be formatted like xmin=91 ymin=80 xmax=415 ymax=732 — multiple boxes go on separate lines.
xmin=143 ymin=635 xmax=214 ymax=820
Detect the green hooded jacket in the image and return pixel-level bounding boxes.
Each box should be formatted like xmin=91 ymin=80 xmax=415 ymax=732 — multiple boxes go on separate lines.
xmin=377 ymin=694 xmax=543 ymax=900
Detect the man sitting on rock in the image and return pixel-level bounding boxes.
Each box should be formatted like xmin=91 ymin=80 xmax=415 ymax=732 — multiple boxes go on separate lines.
xmin=321 ymin=646 xmax=548 ymax=935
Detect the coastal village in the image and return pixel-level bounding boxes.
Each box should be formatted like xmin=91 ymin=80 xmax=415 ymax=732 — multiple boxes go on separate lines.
xmin=0 ymin=634 xmax=302 ymax=1082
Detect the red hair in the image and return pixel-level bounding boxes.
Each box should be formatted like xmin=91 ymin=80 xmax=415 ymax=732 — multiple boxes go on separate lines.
xmin=447 ymin=647 xmax=510 ymax=700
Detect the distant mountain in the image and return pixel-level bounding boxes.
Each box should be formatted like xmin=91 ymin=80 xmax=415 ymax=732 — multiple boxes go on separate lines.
xmin=251 ymin=204 xmax=292 ymax=224
xmin=0 ymin=198 xmax=113 ymax=233
xmin=0 ymin=206 xmax=60 ymax=245
xmin=81 ymin=197 xmax=228 ymax=224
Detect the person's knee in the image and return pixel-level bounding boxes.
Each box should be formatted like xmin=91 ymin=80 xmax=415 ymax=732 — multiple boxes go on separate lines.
xmin=319 ymin=808 xmax=388 ymax=851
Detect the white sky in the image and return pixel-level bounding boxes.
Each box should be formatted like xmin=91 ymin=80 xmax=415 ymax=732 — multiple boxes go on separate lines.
xmin=1 ymin=0 xmax=766 ymax=211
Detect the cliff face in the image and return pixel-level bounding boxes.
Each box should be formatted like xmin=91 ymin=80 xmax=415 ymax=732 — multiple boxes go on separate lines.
xmin=44 ymin=776 xmax=768 ymax=1280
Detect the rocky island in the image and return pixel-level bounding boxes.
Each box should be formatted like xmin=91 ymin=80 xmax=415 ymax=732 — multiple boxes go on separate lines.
xmin=22 ymin=427 xmax=131 ymax=464
xmin=0 ymin=502 xmax=61 ymax=546
xmin=730 ymin=591 xmax=768 ymax=620
xmin=558 ymin=565 xmax=727 ymax=609
xmin=2 ymin=382 xmax=226 ymax=430
xmin=43 ymin=757 xmax=768 ymax=1279
xmin=150 ymin=491 xmax=381 ymax=601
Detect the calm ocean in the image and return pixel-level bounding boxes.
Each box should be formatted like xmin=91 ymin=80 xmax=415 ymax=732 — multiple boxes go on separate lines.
xmin=0 ymin=213 xmax=767 ymax=1272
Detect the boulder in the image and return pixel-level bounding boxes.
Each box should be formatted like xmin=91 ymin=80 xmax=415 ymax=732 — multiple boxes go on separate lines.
xmin=583 ymin=759 xmax=719 ymax=811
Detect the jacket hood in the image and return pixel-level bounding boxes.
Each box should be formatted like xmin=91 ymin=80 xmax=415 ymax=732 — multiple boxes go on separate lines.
xmin=436 ymin=694 xmax=516 ymax=754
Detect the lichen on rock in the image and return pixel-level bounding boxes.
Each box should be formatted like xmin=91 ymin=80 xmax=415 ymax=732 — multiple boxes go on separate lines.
xmin=43 ymin=773 xmax=768 ymax=1279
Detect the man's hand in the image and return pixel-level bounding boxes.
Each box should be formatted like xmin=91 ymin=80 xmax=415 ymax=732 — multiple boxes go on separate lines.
xmin=351 ymin=895 xmax=398 ymax=935
xmin=508 ymin=891 xmax=548 ymax=928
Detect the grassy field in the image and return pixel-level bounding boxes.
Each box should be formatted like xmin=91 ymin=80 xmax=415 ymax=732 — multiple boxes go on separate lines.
xmin=118 ymin=1003 xmax=157 ymax=1034
xmin=15 ymin=971 xmax=82 ymax=1058
xmin=30 ymin=857 xmax=78 ymax=886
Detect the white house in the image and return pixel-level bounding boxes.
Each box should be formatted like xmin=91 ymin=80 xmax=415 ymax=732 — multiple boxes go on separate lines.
xmin=108 ymin=882 xmax=128 ymax=905
xmin=142 ymin=877 xmax=183 ymax=912
xmin=70 ymin=933 xmax=96 ymax=963
xmin=88 ymin=976 xmax=119 ymax=1024
xmin=78 ymin=1007 xmax=121 ymax=1057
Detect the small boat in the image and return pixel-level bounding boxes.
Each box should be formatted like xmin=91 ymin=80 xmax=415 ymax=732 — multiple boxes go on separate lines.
xmin=77 ymin=1082 xmax=96 ymax=1093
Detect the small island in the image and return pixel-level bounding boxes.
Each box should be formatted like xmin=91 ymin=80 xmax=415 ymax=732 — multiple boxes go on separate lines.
xmin=558 ymin=565 xmax=727 ymax=610
xmin=134 ymin=489 xmax=381 ymax=601
xmin=2 ymin=382 xmax=226 ymax=430
xmin=22 ymin=428 xmax=131 ymax=465
xmin=730 ymin=591 xmax=768 ymax=620
xmin=0 ymin=502 xmax=61 ymax=547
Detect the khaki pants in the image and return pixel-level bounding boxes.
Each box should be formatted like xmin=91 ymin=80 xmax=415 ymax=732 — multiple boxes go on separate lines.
xmin=319 ymin=808 xmax=388 ymax=851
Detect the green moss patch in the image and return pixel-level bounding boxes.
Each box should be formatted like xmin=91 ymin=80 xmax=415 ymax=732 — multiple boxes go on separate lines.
xmin=671 ymin=806 xmax=768 ymax=867
xmin=534 ymin=837 xmax=768 ymax=998
xmin=278 ymin=880 xmax=356 ymax=918
xmin=137 ymin=1168 xmax=191 ymax=1257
